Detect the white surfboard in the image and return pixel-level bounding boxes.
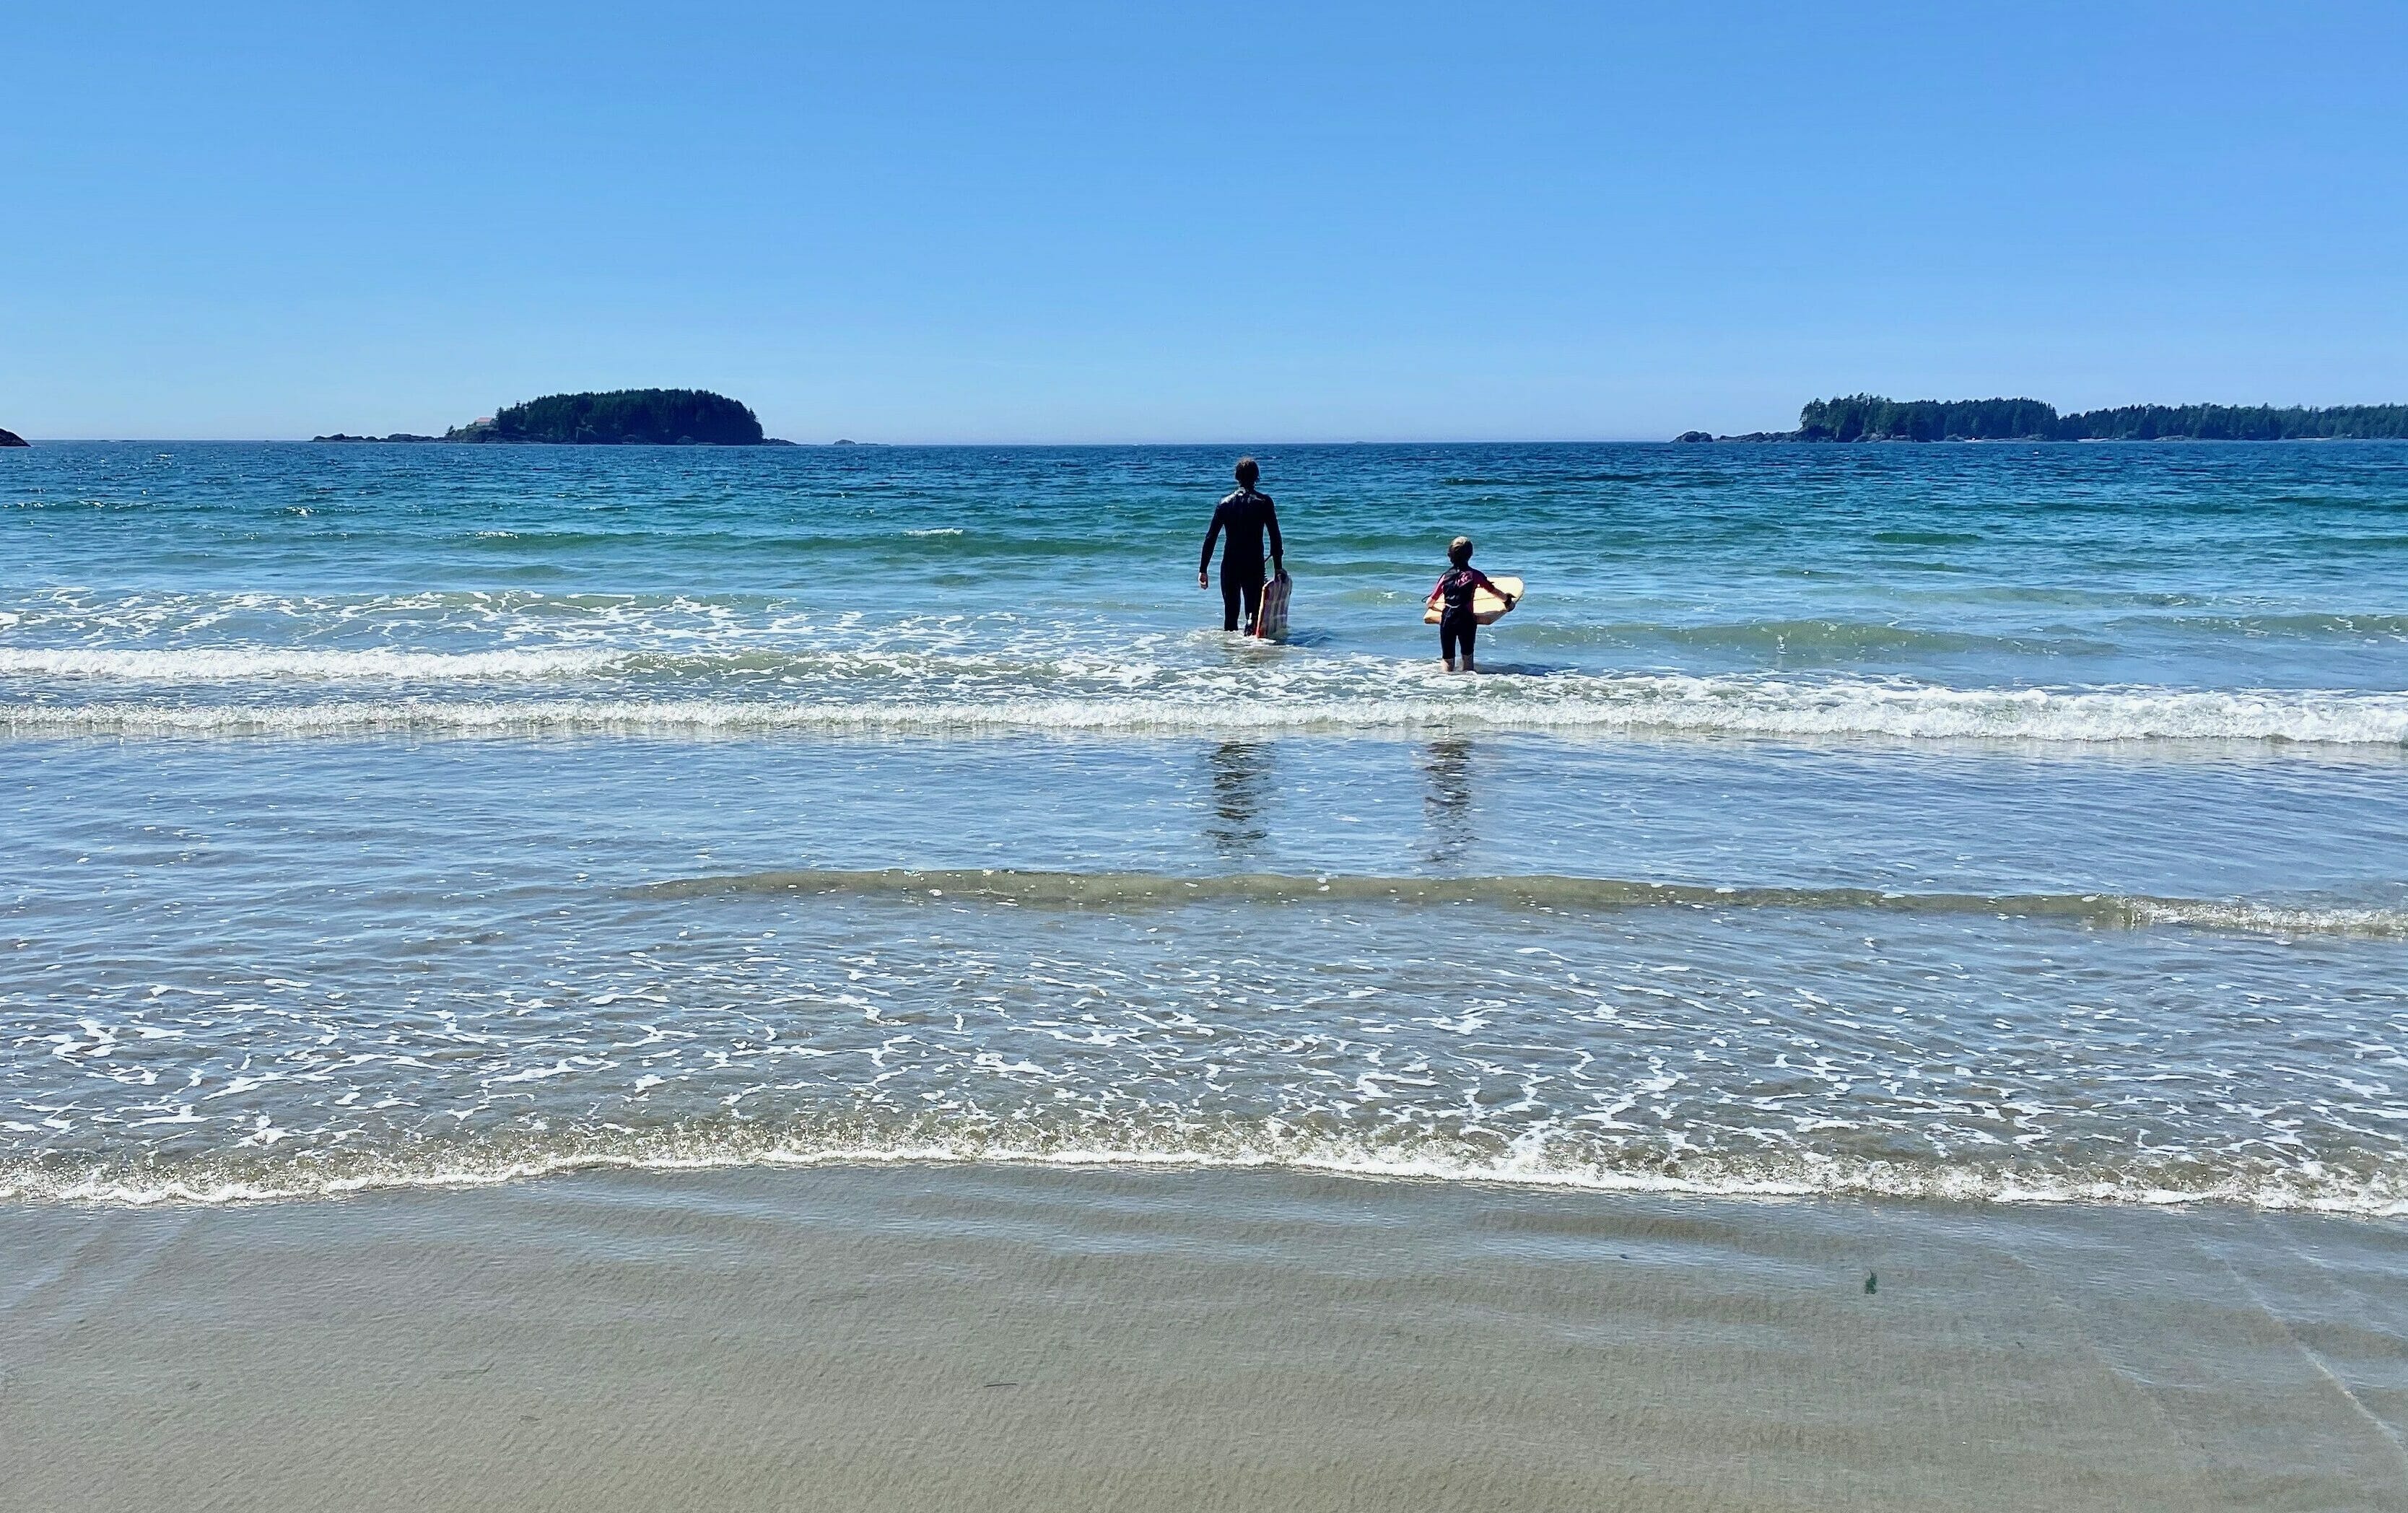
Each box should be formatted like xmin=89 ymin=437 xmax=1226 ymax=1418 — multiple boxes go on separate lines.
xmin=1424 ymin=575 xmax=1522 ymax=627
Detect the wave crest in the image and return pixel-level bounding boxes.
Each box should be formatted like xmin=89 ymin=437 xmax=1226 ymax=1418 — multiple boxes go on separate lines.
xmin=6 ymin=675 xmax=2407 ymax=746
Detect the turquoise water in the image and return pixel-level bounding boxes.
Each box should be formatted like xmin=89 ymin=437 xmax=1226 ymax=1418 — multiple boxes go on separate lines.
xmin=4 ymin=441 xmax=2406 ymax=1209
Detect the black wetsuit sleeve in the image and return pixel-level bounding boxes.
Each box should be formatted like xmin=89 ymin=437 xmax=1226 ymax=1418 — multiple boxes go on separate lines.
xmin=1265 ymin=497 xmax=1283 ymax=570
xmin=1200 ymin=501 xmax=1227 ymax=574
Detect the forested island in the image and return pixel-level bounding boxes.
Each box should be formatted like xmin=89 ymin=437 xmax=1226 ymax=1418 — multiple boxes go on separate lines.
xmin=316 ymin=389 xmax=788 ymax=445
xmin=1683 ymin=395 xmax=2408 ymax=443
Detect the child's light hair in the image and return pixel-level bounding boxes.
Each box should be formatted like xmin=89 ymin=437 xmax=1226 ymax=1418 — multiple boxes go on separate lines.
xmin=1447 ymin=536 xmax=1474 ymax=567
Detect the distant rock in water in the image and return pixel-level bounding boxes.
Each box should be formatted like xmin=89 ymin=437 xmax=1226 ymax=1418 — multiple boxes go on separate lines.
xmin=313 ymin=433 xmax=440 ymax=443
xmin=1673 ymin=430 xmax=1716 ymax=443
xmin=447 ymin=389 xmax=768 ymax=445
xmin=0 ymin=427 xmax=28 ymax=447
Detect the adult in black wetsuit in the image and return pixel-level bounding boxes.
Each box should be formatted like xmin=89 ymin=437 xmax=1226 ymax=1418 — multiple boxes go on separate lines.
xmin=1198 ymin=456 xmax=1284 ymax=634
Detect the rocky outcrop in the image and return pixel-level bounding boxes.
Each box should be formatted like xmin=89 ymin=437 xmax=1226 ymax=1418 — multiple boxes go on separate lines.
xmin=0 ymin=428 xmax=27 ymax=447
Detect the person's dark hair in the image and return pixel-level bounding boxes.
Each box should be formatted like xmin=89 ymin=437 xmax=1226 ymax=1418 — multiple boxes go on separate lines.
xmin=1448 ymin=536 xmax=1474 ymax=567
xmin=1234 ymin=456 xmax=1260 ymax=487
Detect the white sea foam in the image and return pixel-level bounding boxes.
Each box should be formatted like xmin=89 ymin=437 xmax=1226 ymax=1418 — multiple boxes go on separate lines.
xmin=2125 ymin=898 xmax=2408 ymax=936
xmin=6 ymin=674 xmax=2407 ymax=745
xmin=0 ymin=646 xmax=624 ymax=680
xmin=8 ymin=1128 xmax=2402 ymax=1216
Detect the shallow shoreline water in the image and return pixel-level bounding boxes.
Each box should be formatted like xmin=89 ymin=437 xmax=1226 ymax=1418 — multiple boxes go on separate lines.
xmin=7 ymin=441 xmax=2408 ymax=1220
xmin=4 ymin=1163 xmax=2404 ymax=1512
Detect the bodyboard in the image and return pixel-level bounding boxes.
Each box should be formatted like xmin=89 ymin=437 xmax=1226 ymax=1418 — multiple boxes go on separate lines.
xmin=1424 ymin=575 xmax=1522 ymax=627
xmin=1255 ymin=571 xmax=1293 ymax=640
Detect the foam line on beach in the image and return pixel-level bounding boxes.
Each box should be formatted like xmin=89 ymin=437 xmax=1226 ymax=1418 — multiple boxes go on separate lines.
xmin=8 ymin=1125 xmax=2403 ymax=1216
xmin=634 ymin=867 xmax=2408 ymax=938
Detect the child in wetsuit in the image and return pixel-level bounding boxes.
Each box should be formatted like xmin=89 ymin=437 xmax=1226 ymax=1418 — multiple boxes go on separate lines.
xmin=1427 ymin=536 xmax=1514 ymax=673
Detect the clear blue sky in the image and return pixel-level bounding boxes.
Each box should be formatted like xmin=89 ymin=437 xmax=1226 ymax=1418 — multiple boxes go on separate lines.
xmin=6 ymin=1 xmax=2405 ymax=442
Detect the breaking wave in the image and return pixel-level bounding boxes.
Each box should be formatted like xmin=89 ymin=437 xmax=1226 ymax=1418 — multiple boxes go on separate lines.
xmin=0 ymin=646 xmax=624 ymax=680
xmin=6 ymin=673 xmax=2406 ymax=745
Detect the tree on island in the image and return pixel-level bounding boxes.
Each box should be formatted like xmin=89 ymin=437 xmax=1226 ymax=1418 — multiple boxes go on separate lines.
xmin=2055 ymin=402 xmax=2408 ymax=441
xmin=448 ymin=389 xmax=768 ymax=445
xmin=1797 ymin=395 xmax=2061 ymax=442
xmin=1693 ymin=395 xmax=2408 ymax=442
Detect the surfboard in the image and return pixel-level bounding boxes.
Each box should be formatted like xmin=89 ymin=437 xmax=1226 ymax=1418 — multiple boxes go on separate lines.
xmin=1423 ymin=575 xmax=1522 ymax=627
xmin=1255 ymin=570 xmax=1293 ymax=640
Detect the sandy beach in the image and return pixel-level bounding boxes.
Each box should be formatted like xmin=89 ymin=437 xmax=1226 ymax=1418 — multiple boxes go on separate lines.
xmin=14 ymin=3 xmax=2408 ymax=1508
xmin=5 ymin=1165 xmax=2403 ymax=1512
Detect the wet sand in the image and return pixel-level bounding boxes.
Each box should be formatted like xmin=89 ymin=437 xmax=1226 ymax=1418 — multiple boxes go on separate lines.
xmin=4 ymin=1165 xmax=2404 ymax=1512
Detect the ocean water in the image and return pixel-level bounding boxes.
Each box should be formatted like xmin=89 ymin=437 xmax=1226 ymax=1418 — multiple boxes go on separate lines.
xmin=4 ymin=440 xmax=2405 ymax=1211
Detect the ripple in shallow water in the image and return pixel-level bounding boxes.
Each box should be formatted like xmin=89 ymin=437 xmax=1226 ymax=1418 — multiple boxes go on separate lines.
xmin=9 ymin=893 xmax=2404 ymax=1213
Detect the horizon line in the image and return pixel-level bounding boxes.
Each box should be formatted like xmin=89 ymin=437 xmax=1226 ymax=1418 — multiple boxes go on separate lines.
xmin=14 ymin=434 xmax=2408 ymax=448
xmin=10 ymin=435 xmax=1699 ymax=448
